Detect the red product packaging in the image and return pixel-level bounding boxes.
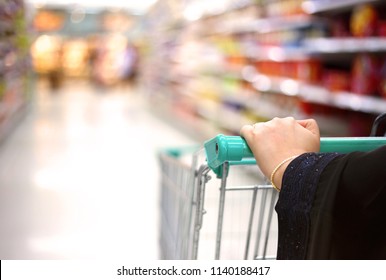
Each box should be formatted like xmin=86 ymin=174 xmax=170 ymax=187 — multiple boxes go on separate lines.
xmin=351 ymin=54 xmax=380 ymax=96
xmin=301 ymin=60 xmax=321 ymax=82
xmin=322 ymin=70 xmax=351 ymax=92
xmin=378 ymin=21 xmax=386 ymax=37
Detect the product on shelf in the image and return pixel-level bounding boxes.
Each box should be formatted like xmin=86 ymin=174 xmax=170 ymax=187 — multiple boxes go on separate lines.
xmin=350 ymin=4 xmax=378 ymax=37
xmin=379 ymin=21 xmax=386 ymax=37
xmin=351 ymin=53 xmax=381 ymax=96
xmin=322 ymin=69 xmax=350 ymax=92
xmin=264 ymin=0 xmax=305 ymax=17
xmin=255 ymin=59 xmax=321 ymax=82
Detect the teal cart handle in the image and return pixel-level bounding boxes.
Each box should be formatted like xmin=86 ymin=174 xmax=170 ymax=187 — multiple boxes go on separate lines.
xmin=204 ymin=134 xmax=386 ymax=178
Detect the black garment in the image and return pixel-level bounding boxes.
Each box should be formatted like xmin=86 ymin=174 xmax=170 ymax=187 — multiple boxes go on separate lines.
xmin=275 ymin=146 xmax=386 ymax=259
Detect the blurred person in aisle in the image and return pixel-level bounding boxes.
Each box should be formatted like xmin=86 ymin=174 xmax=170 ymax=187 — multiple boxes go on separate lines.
xmin=30 ymin=35 xmax=64 ymax=90
xmin=89 ymin=34 xmax=139 ymax=87
xmin=240 ymin=117 xmax=386 ymax=259
xmin=118 ymin=42 xmax=139 ymax=86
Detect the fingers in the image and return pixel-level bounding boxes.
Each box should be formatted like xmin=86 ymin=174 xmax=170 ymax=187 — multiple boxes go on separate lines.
xmin=240 ymin=123 xmax=265 ymax=142
xmin=242 ymin=118 xmax=319 ymax=135
xmin=241 ymin=118 xmax=320 ymax=145
xmin=240 ymin=124 xmax=253 ymax=138
xmin=296 ymin=119 xmax=320 ymax=138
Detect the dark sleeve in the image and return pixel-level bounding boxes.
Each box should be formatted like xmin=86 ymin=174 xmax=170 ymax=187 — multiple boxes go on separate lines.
xmin=275 ymin=146 xmax=386 ymax=260
xmin=309 ymin=146 xmax=386 ymax=259
xmin=274 ymin=152 xmax=341 ymax=259
xmin=337 ymin=146 xmax=386 ymax=206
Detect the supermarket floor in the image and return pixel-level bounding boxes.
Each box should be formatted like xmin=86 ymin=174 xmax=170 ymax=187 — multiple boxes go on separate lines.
xmin=0 ymin=78 xmax=195 ymax=259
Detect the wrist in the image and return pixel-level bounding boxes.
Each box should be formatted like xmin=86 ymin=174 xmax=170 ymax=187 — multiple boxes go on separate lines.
xmin=270 ymin=155 xmax=299 ymax=191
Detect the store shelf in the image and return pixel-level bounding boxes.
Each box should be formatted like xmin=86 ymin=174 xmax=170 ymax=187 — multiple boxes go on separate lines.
xmin=143 ymin=0 xmax=386 ymax=138
xmin=215 ymin=14 xmax=314 ymax=34
xmin=304 ymin=37 xmax=386 ymax=53
xmin=246 ymin=45 xmax=310 ymax=61
xmin=331 ymin=92 xmax=386 ymax=114
xmin=0 ymin=0 xmax=31 ymax=143
xmin=252 ymin=74 xmax=386 ymax=114
xmin=302 ymin=0 xmax=381 ymax=14
xmin=198 ymin=0 xmax=256 ymax=19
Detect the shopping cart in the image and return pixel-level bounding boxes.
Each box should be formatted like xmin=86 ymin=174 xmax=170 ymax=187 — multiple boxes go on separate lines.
xmin=159 ymin=116 xmax=386 ymax=260
xmin=159 ymin=146 xmax=199 ymax=260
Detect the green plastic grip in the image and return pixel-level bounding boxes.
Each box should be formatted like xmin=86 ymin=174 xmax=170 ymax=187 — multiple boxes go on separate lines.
xmin=204 ymin=134 xmax=386 ymax=177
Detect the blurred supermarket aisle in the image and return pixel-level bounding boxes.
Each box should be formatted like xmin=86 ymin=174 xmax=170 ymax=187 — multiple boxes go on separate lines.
xmin=0 ymin=78 xmax=194 ymax=259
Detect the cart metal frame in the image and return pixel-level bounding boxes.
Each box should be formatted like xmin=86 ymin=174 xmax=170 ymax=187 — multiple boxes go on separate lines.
xmin=159 ymin=114 xmax=386 ymax=260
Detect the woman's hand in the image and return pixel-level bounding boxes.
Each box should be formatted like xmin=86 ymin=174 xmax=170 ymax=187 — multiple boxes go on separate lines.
xmin=240 ymin=117 xmax=320 ymax=190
